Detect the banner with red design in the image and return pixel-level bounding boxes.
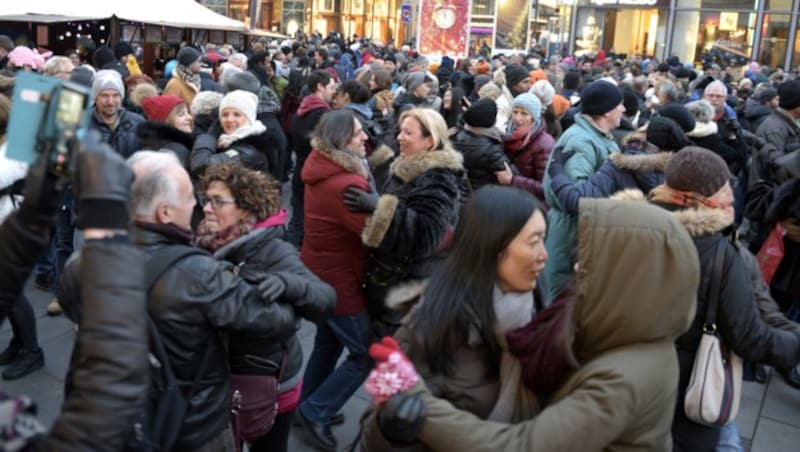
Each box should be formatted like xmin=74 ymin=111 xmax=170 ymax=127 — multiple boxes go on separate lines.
xmin=417 ymin=0 xmax=471 ymax=60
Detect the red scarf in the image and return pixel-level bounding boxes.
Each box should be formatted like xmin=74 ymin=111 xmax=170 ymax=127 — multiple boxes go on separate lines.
xmin=194 ymin=218 xmax=256 ymax=253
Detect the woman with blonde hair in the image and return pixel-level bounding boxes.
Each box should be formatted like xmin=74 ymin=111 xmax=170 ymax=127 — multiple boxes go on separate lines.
xmin=343 ymin=108 xmax=469 ymax=331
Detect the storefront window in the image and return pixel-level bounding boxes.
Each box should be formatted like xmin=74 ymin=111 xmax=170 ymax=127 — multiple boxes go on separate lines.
xmin=676 ymin=0 xmax=755 ymax=8
xmin=671 ymin=10 xmax=756 ymax=67
xmin=574 ymin=7 xmax=667 ymax=57
xmin=766 ymin=0 xmax=794 ymax=10
xmin=472 ymin=0 xmax=495 ymax=17
xmin=760 ymin=14 xmax=792 ymax=68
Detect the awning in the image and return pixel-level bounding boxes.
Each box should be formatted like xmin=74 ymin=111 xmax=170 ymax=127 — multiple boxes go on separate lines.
xmin=0 ymin=0 xmax=249 ymax=32
xmin=248 ymin=29 xmax=288 ymax=39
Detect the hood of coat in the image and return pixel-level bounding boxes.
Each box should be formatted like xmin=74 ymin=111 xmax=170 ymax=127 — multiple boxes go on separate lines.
xmin=344 ymin=102 xmax=373 ymax=120
xmin=297 ymin=94 xmax=332 ymax=118
xmin=744 ymin=99 xmax=772 ymax=120
xmin=571 ymin=197 xmax=699 ymax=362
xmin=302 ymin=143 xmax=368 ymax=186
xmin=687 ymin=120 xmax=718 ymax=138
xmin=609 ymin=150 xmax=672 ymax=173
xmin=390 ymin=146 xmax=464 ymax=183
xmin=217 ymin=121 xmax=268 ymax=149
xmin=136 ymin=120 xmax=195 ymax=149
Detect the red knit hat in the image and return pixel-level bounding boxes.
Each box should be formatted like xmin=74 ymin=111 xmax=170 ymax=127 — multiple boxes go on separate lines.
xmin=141 ymin=95 xmax=185 ymax=122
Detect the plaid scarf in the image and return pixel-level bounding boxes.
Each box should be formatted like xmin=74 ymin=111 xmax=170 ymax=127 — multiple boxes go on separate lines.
xmin=648 ymin=184 xmax=723 ymax=209
xmin=194 ymin=218 xmax=256 ymax=253
xmin=176 ymin=64 xmax=201 ymax=92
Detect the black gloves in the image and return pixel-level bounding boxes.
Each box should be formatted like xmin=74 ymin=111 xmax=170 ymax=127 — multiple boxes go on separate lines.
xmin=17 ymin=147 xmax=65 ymax=233
xmin=73 ymin=131 xmax=135 ymax=230
xmin=343 ymin=186 xmax=379 ymax=213
xmin=377 ymin=393 xmax=427 ymax=444
xmin=547 ymin=146 xmax=574 ymax=178
xmin=258 ymin=274 xmax=286 ymax=303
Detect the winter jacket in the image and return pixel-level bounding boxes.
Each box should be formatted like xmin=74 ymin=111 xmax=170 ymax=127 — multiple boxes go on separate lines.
xmin=300 ymin=143 xmax=371 ymax=316
xmin=190 ymin=121 xmax=274 ymax=177
xmin=542 ymin=114 xmax=619 ymax=300
xmin=645 ymin=199 xmax=800 ymax=451
xmin=756 ymin=107 xmax=800 ymax=161
xmin=393 ymin=92 xmax=428 ymax=113
xmin=409 ymin=198 xmax=700 ymax=452
xmin=688 ymin=119 xmax=747 ymax=175
xmin=291 ymin=94 xmax=331 ymax=168
xmin=164 ymin=74 xmax=200 ymax=106
xmin=494 ymin=84 xmax=515 ymax=133
xmin=548 ymin=136 xmax=670 ymax=215
xmin=451 ymin=125 xmax=510 ymax=191
xmin=211 ymin=213 xmax=335 ymax=387
xmin=132 ymin=225 xmax=296 ymax=450
xmin=742 ymin=98 xmax=772 ymax=132
xmin=0 ymin=143 xmax=27 ymax=223
xmin=362 ymin=147 xmax=468 ymax=307
xmin=268 ymin=75 xmax=288 ymax=102
xmin=89 ymin=108 xmax=145 ymax=158
xmin=135 ymin=121 xmax=195 ymax=169
xmin=739 ymin=246 xmax=800 ymax=334
xmin=504 ymin=121 xmax=555 ymax=204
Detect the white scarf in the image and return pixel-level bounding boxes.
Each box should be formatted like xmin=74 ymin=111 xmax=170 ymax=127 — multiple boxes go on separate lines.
xmin=217 ymin=121 xmax=267 ymax=149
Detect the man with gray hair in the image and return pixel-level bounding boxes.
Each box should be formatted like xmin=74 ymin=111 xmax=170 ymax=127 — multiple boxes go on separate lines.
xmin=43 ymin=56 xmax=74 ymax=81
xmin=127 ymin=150 xmax=296 ymax=451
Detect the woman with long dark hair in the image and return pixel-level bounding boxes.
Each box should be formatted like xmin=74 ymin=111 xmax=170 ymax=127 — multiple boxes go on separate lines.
xmin=360 ymin=185 xmax=548 ymax=450
xmin=441 ymin=86 xmax=466 ymax=132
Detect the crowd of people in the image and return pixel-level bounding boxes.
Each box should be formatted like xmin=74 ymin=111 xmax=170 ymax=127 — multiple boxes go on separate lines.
xmin=0 ymin=29 xmax=799 ymax=452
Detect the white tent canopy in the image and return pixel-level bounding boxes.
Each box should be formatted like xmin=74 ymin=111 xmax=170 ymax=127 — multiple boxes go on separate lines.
xmin=0 ymin=0 xmax=249 ymax=32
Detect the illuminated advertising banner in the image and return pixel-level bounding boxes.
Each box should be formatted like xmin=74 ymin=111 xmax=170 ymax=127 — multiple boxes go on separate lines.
xmin=494 ymin=0 xmax=530 ymax=52
xmin=418 ymin=0 xmax=471 ymax=60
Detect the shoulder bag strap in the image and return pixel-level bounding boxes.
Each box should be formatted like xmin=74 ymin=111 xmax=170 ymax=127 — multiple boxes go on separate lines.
xmin=704 ymin=238 xmax=729 ymax=328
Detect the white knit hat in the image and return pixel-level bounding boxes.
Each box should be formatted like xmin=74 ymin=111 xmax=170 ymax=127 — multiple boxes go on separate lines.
xmin=219 ymin=90 xmax=258 ymax=125
xmin=530 ymin=80 xmax=555 ymax=106
xmin=91 ymin=69 xmax=124 ymax=101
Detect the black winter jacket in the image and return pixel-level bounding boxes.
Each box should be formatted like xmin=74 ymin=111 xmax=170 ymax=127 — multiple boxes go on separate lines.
xmin=132 ymin=225 xmax=296 ymax=450
xmin=190 ymin=121 xmax=274 ymax=178
xmin=90 ymin=109 xmax=145 ymax=158
xmin=135 ymin=121 xmax=195 ymax=169
xmin=450 ymin=126 xmax=510 ymax=191
xmin=212 ymin=219 xmax=335 ymax=385
xmin=742 ymin=99 xmax=772 ymax=132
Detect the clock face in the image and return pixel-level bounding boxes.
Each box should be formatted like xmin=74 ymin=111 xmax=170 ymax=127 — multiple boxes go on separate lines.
xmin=433 ymin=5 xmax=456 ymax=29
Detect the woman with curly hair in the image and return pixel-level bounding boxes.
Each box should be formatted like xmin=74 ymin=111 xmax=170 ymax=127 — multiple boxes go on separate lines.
xmin=195 ymin=162 xmax=336 ymax=452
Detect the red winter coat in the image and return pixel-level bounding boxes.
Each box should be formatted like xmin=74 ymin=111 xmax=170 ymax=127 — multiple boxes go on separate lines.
xmin=504 ymin=120 xmax=555 ymax=204
xmin=300 ymin=145 xmax=371 ymax=316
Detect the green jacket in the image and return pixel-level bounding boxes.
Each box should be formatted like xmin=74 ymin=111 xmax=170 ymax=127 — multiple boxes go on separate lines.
xmin=269 ymin=75 xmax=288 ymax=102
xmin=412 ymin=198 xmax=700 ymax=452
xmin=542 ymin=114 xmax=619 ymax=299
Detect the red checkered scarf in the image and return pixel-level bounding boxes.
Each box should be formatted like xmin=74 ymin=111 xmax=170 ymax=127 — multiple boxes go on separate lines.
xmin=648 ymin=184 xmax=724 ymax=210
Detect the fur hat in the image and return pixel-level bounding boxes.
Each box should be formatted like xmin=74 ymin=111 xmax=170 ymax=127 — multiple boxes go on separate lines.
xmin=665 ymin=146 xmax=731 ymax=197
xmin=177 ymin=46 xmax=201 ymax=67
xmin=684 ymin=100 xmax=715 ymax=124
xmin=92 ymin=69 xmax=125 ymax=100
xmin=581 ymin=80 xmax=623 ymax=116
xmin=530 ymin=80 xmax=555 ymax=106
xmin=646 ymin=116 xmax=691 ymax=151
xmin=219 ymin=90 xmax=258 ymax=126
xmin=128 ymin=82 xmax=158 ymax=108
xmin=141 ymin=95 xmax=185 ymax=123
xmin=225 ymin=70 xmax=260 ymax=94
xmin=778 ymin=80 xmax=800 ymax=110
xmin=658 ymin=103 xmax=696 ymax=133
xmin=512 ymin=93 xmax=543 ymax=123
xmin=191 ymin=91 xmax=223 ymax=117
xmin=464 ymin=98 xmax=497 ymax=128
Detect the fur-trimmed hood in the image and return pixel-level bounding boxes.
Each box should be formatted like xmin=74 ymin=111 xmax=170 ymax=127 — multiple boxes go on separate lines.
xmin=389 ymin=146 xmax=464 ymax=183
xmin=609 ymin=151 xmax=672 ymax=173
xmin=610 ymin=188 xmax=733 ymax=236
xmin=687 ymin=120 xmax=718 ymax=138
xmin=306 ymin=142 xmax=368 ymax=181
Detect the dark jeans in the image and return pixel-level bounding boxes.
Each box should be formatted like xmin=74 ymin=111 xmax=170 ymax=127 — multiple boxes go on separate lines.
xmin=672 ymin=401 xmax=721 ymax=452
xmin=300 ymin=312 xmax=373 ymax=424
xmin=249 ymin=409 xmax=294 ymax=452
xmin=287 ymin=165 xmax=305 ymax=248
xmin=9 ymin=295 xmax=39 ymax=351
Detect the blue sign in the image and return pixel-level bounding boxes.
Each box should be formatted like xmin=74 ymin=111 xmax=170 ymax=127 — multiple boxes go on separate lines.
xmin=401 ymin=4 xmax=413 ymax=24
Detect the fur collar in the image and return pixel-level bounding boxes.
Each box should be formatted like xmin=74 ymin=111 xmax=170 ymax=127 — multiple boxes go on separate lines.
xmin=687 ymin=120 xmax=718 ymax=138
xmin=316 ymin=143 xmax=368 ymax=177
xmin=609 ymin=151 xmax=672 ymax=172
xmin=367 ymin=144 xmax=395 ymax=171
xmin=137 ymin=121 xmax=195 ymax=149
xmin=609 ymin=188 xmax=733 ymax=236
xmin=390 ymin=147 xmax=464 ymax=183
xmin=621 ymin=130 xmax=647 ymax=147
xmin=218 ymin=121 xmax=267 ymax=149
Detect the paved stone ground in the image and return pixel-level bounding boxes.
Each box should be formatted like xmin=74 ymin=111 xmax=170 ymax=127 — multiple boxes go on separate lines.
xmin=4 ymin=280 xmax=799 ymax=451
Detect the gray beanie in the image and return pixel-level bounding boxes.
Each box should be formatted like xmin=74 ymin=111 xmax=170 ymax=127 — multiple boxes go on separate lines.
xmin=225 ymin=71 xmax=261 ymax=94
xmin=403 ymin=72 xmax=430 ymax=94
xmin=177 ymin=46 xmax=201 ymax=67
xmin=91 ymin=69 xmax=124 ymax=101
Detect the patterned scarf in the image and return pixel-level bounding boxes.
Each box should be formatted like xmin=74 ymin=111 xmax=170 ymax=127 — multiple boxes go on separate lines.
xmin=194 ymin=218 xmax=256 ymax=253
xmin=648 ymin=184 xmax=722 ymax=209
xmin=176 ymin=64 xmax=201 ymax=92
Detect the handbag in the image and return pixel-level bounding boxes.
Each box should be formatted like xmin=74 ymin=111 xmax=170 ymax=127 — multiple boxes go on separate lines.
xmin=231 ymin=349 xmax=287 ymax=446
xmin=684 ymin=239 xmax=743 ymax=426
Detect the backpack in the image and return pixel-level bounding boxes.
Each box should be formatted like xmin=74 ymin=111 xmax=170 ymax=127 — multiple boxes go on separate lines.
xmin=125 ymin=245 xmax=212 ymax=452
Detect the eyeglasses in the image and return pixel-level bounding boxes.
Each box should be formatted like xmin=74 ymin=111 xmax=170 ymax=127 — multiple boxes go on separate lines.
xmin=198 ymin=195 xmax=236 ymax=209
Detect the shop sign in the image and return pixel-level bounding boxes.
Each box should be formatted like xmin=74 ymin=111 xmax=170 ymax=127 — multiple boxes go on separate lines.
xmin=587 ymin=0 xmax=662 ymax=6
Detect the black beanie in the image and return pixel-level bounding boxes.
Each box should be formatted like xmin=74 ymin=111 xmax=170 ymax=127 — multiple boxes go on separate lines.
xmin=581 ymin=81 xmax=623 ymax=116
xmin=665 ymin=146 xmax=731 ymax=197
xmin=778 ymin=80 xmax=800 ymax=110
xmin=658 ymin=103 xmax=696 ymax=133
xmin=464 ymin=98 xmax=497 ymax=128
xmin=564 ymin=71 xmax=581 ymax=90
xmin=177 ymin=46 xmax=201 ymax=67
xmin=114 ymin=42 xmax=134 ymax=60
xmin=621 ymin=86 xmax=640 ymax=117
xmin=92 ymin=45 xmax=115 ymax=69
xmin=505 ymin=65 xmax=530 ymax=90
xmin=646 ymin=116 xmax=691 ymax=151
